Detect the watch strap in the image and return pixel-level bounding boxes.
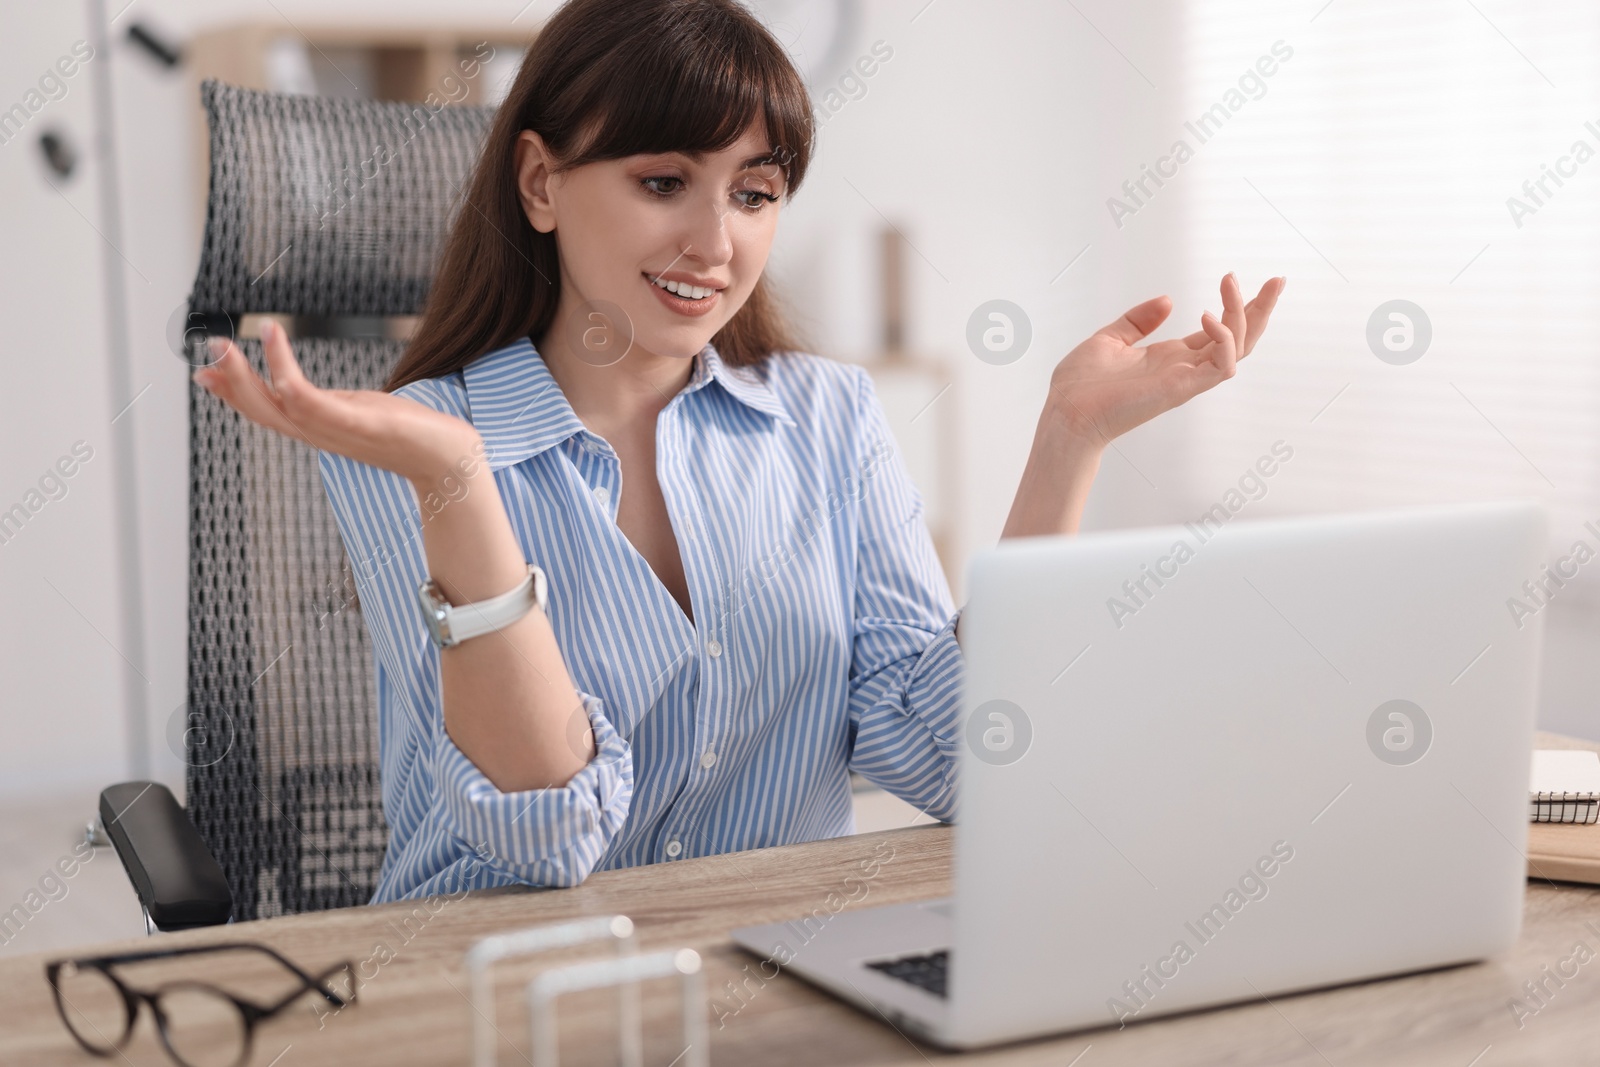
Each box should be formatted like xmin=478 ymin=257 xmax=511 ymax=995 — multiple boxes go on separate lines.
xmin=419 ymin=564 xmax=547 ymax=649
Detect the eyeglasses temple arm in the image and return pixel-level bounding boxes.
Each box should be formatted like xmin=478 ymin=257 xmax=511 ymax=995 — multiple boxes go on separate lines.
xmin=48 ymin=943 xmax=354 ymax=1010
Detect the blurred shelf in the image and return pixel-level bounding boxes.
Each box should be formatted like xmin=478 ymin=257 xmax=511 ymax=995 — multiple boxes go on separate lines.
xmin=862 ymin=226 xmax=963 ymax=588
xmin=186 ymin=23 xmax=537 ymax=103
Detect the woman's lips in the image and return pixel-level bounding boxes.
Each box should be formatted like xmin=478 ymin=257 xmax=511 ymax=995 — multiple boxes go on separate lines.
xmin=644 ymin=273 xmax=721 ymax=318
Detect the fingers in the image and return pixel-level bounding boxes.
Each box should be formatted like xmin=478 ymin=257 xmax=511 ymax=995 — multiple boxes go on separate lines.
xmin=193 ymin=332 xmax=311 ymax=444
xmin=1181 ymin=275 xmax=1285 ymax=353
xmin=1220 ymin=272 xmax=1246 ymax=356
xmin=257 ymin=319 xmax=338 ymax=438
xmin=1239 ymin=275 xmax=1285 ymax=354
xmin=1161 ymin=322 xmax=1237 ymax=403
xmin=1199 ymin=309 xmax=1238 ymax=377
xmin=1097 ymin=294 xmax=1173 ymax=346
xmin=1150 ymin=273 xmax=1284 ymax=408
xmin=260 ymin=319 xmax=313 ymax=405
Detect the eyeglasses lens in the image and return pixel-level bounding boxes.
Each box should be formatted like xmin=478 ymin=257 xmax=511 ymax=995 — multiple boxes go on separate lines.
xmin=157 ymin=984 xmax=249 ymax=1067
xmin=54 ymin=963 xmax=132 ymax=1054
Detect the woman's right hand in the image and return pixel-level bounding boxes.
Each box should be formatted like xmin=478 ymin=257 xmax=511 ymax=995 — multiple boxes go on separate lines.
xmin=194 ymin=320 xmax=483 ymax=485
xmin=200 ymin=321 xmax=596 ymax=789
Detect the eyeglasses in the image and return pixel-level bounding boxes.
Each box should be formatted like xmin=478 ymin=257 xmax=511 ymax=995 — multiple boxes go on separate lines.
xmin=45 ymin=942 xmax=356 ymax=1067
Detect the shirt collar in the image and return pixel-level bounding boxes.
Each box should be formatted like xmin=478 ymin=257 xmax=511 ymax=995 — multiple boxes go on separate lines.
xmin=686 ymin=339 xmax=798 ymax=429
xmin=461 ymin=336 xmax=796 ymax=471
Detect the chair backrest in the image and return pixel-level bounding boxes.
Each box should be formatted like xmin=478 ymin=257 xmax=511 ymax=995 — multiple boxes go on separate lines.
xmin=185 ymin=79 xmax=496 ymax=920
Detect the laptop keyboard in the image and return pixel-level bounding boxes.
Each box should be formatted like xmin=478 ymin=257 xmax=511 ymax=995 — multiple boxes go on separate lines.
xmin=865 ymin=949 xmax=949 ymax=997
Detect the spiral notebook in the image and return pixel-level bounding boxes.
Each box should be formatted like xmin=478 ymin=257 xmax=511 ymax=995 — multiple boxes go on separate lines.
xmin=1530 ymin=749 xmax=1600 ymax=825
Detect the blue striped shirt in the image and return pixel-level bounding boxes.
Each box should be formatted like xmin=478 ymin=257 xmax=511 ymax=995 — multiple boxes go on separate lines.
xmin=318 ymin=337 xmax=964 ymax=903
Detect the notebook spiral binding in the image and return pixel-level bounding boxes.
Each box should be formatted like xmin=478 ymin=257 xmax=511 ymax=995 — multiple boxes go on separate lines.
xmin=1530 ymin=791 xmax=1600 ymax=825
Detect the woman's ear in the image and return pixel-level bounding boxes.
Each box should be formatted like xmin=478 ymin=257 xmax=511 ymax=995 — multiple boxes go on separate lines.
xmin=514 ymin=130 xmax=559 ymax=233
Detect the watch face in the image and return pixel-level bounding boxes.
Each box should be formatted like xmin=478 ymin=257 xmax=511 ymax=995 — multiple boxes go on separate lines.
xmin=418 ymin=580 xmax=452 ymax=648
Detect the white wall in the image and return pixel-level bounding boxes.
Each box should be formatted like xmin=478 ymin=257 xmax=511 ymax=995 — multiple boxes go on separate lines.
xmin=0 ymin=3 xmax=134 ymax=798
xmin=770 ymin=0 xmax=1198 ymax=574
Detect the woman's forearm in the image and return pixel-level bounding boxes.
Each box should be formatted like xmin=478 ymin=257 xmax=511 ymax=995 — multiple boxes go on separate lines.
xmin=954 ymin=403 xmax=1102 ymax=651
xmin=1001 ymin=397 xmax=1105 ymax=539
xmin=409 ymin=449 xmax=594 ymax=792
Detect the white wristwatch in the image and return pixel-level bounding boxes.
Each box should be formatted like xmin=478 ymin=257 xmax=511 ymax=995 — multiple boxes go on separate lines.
xmin=417 ymin=564 xmax=548 ymax=649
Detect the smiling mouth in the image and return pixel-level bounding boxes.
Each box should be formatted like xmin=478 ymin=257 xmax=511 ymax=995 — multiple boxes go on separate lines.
xmin=644 ymin=272 xmax=722 ymax=316
xmin=647 ymin=273 xmax=720 ymax=299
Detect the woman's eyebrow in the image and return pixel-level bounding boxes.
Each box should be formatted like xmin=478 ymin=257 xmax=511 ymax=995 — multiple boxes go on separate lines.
xmin=647 ymin=149 xmax=784 ymax=171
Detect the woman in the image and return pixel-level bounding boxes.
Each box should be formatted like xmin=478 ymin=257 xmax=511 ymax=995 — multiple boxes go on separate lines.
xmin=195 ymin=0 xmax=1283 ymax=903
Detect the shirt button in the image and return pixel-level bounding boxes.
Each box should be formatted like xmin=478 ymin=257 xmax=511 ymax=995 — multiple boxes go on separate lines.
xmin=699 ymin=750 xmax=717 ymax=769
xmin=592 ymin=484 xmax=610 ymax=505
xmin=664 ymin=839 xmax=683 ymax=858
xmin=705 ymin=638 xmax=722 ymax=658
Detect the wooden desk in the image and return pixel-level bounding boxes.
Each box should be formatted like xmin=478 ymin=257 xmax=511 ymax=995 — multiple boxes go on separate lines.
xmin=5 ymin=744 xmax=1600 ymax=1066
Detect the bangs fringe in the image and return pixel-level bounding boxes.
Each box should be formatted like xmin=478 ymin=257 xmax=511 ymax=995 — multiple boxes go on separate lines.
xmin=547 ymin=1 xmax=814 ymax=191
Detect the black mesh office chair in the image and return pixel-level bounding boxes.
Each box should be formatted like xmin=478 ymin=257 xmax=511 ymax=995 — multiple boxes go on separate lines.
xmin=98 ymin=80 xmax=497 ymax=931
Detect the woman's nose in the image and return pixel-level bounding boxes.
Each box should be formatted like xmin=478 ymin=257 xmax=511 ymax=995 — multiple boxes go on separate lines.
xmin=678 ymin=196 xmax=734 ymax=266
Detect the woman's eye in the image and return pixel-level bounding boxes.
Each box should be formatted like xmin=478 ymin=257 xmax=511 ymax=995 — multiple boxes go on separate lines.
xmin=639 ymin=175 xmax=779 ymax=210
xmin=641 ymin=176 xmax=684 ymax=196
xmin=736 ymin=190 xmax=780 ymax=210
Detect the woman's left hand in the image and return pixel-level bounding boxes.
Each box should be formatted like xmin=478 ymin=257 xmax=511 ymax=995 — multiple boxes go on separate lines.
xmin=1043 ymin=273 xmax=1285 ymax=449
xmin=998 ymin=272 xmax=1285 ymax=542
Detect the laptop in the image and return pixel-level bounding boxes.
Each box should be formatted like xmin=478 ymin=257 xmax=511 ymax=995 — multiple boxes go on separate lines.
xmin=732 ymin=500 xmax=1547 ymax=1049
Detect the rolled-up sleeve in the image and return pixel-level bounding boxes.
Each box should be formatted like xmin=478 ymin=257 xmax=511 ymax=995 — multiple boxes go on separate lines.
xmin=317 ymin=426 xmax=633 ymax=890
xmin=430 ymin=688 xmax=632 ymax=885
xmin=844 ymin=368 xmax=965 ymax=823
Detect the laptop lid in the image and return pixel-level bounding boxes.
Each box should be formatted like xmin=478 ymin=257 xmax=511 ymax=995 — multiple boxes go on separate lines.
xmin=946 ymin=501 xmax=1546 ymax=1046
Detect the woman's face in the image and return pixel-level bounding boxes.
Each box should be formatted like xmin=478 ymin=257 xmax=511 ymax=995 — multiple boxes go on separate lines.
xmin=518 ymin=124 xmax=788 ymax=363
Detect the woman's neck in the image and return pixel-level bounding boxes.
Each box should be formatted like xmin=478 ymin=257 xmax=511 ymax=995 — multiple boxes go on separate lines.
xmin=537 ymin=298 xmax=698 ymax=442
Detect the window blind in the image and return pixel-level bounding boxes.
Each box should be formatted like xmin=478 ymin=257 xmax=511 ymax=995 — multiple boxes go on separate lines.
xmin=1173 ymin=0 xmax=1600 ymax=600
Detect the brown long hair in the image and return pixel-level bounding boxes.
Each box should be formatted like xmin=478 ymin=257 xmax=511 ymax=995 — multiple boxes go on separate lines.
xmin=385 ymin=0 xmax=816 ymax=393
